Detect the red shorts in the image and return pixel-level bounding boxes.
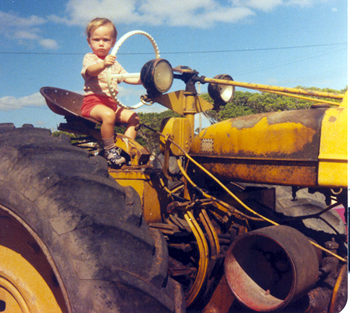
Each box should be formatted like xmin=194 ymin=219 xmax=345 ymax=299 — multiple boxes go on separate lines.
xmin=81 ymin=94 xmax=118 ymax=117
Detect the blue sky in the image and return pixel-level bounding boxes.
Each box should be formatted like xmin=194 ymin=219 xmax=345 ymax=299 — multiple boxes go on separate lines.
xmin=0 ymin=0 xmax=347 ymax=130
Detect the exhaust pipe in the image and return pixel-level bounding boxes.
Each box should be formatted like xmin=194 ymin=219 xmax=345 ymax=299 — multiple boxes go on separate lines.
xmin=224 ymin=225 xmax=319 ymax=312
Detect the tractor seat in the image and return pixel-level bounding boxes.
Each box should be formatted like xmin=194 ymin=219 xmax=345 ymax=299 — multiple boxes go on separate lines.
xmin=40 ymin=87 xmax=100 ymax=125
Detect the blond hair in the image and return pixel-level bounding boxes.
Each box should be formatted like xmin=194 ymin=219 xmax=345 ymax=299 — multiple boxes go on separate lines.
xmin=86 ymin=18 xmax=117 ymax=39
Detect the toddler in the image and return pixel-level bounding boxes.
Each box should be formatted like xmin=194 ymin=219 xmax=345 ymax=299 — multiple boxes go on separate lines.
xmin=81 ymin=17 xmax=141 ymax=166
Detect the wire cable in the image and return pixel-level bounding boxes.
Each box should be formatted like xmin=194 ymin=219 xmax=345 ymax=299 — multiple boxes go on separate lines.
xmin=163 ymin=134 xmax=347 ymax=263
xmin=0 ymin=42 xmax=346 ymax=56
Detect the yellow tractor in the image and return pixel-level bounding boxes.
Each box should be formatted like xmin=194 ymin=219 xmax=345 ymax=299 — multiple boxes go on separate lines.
xmin=0 ymin=31 xmax=347 ymax=313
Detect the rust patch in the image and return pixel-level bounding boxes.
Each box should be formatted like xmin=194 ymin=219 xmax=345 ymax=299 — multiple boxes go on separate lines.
xmin=229 ymin=108 xmax=327 ymax=131
xmin=194 ymin=157 xmax=318 ymax=186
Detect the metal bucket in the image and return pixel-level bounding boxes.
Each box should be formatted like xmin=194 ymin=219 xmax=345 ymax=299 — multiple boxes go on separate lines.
xmin=224 ymin=225 xmax=319 ymax=312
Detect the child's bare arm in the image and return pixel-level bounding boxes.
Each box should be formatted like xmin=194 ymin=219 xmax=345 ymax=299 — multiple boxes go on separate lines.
xmin=124 ymin=77 xmax=141 ymax=85
xmin=86 ymin=55 xmax=116 ymax=76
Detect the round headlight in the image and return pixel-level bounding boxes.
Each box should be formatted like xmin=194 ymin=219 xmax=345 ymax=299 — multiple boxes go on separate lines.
xmin=208 ymin=74 xmax=235 ymax=106
xmin=141 ymin=59 xmax=173 ymax=97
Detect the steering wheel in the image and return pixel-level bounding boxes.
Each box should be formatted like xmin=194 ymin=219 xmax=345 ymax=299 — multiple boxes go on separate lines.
xmin=107 ymin=30 xmax=160 ymax=110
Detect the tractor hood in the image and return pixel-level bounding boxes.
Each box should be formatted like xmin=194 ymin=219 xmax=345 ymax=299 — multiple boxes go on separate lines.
xmin=190 ymin=98 xmax=347 ymax=188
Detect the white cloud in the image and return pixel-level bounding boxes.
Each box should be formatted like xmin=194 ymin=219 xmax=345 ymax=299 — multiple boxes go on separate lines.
xmin=285 ymin=0 xmax=314 ymax=6
xmin=39 ymin=38 xmax=59 ymax=49
xmin=0 ymin=93 xmax=46 ymax=110
xmin=0 ymin=11 xmax=58 ymax=49
xmin=232 ymin=0 xmax=327 ymax=11
xmin=232 ymin=0 xmax=284 ymax=12
xmin=138 ymin=103 xmax=168 ymax=114
xmin=63 ymin=0 xmax=142 ymax=26
xmin=54 ymin=0 xmax=255 ymax=28
xmin=13 ymin=30 xmax=40 ymax=41
xmin=49 ymin=0 xmax=328 ymax=29
xmin=139 ymin=1 xmax=255 ymax=28
xmin=0 ymin=0 xmax=331 ymax=49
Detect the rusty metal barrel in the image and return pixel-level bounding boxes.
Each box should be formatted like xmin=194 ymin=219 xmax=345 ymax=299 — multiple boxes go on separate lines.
xmin=224 ymin=225 xmax=319 ymax=312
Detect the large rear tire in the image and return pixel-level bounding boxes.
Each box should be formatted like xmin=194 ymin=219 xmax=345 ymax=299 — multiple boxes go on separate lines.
xmin=0 ymin=124 xmax=185 ymax=313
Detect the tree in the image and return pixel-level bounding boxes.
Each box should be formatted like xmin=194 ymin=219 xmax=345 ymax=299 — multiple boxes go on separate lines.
xmin=203 ymin=86 xmax=345 ymax=124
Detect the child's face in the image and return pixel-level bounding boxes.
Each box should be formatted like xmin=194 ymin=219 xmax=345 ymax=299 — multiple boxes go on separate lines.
xmin=87 ymin=24 xmax=116 ymax=59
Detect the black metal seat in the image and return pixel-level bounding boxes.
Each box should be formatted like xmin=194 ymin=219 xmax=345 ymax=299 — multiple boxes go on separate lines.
xmin=40 ymin=87 xmax=100 ymax=125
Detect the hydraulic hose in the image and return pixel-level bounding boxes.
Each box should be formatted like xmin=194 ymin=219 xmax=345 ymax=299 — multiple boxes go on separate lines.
xmin=168 ymin=136 xmax=347 ymax=263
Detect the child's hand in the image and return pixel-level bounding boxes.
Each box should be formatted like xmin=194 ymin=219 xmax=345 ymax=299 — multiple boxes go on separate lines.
xmin=104 ymin=55 xmax=116 ymax=67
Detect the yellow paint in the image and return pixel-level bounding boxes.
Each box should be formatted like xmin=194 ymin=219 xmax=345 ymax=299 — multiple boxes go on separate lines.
xmin=0 ymin=247 xmax=63 ymax=313
xmin=115 ymin=135 xmax=150 ymax=166
xmin=155 ymin=91 xmax=213 ymax=115
xmin=203 ymin=162 xmax=317 ymax=186
xmin=109 ymin=169 xmax=167 ymax=223
xmin=160 ymin=118 xmax=192 ymax=156
xmin=198 ymin=117 xmax=316 ymax=157
xmin=184 ymin=211 xmax=209 ymax=306
xmin=0 ymin=277 xmax=29 ymax=313
xmin=318 ymin=92 xmax=348 ymax=187
xmin=0 ymin=209 xmax=67 ymax=313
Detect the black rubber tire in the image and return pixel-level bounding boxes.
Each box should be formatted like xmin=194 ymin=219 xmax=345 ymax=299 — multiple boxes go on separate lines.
xmin=0 ymin=124 xmax=185 ymax=313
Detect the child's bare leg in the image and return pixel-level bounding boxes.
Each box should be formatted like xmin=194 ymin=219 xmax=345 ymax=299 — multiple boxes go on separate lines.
xmin=124 ymin=113 xmax=139 ymax=139
xmin=115 ymin=108 xmax=140 ymax=140
xmin=90 ymin=105 xmax=116 ymax=139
